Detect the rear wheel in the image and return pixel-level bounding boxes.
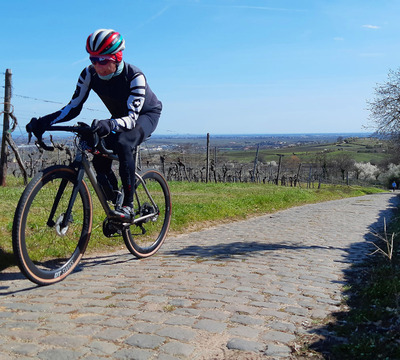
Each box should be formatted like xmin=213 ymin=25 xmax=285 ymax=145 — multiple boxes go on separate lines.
xmin=12 ymin=166 xmax=92 ymax=286
xmin=122 ymin=169 xmax=171 ymax=258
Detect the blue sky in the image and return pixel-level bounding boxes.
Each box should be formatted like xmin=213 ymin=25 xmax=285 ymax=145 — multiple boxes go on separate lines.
xmin=1 ymin=0 xmax=400 ymax=136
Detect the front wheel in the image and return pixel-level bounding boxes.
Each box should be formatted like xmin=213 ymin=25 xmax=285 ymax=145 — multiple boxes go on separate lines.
xmin=122 ymin=169 xmax=171 ymax=258
xmin=12 ymin=166 xmax=92 ymax=286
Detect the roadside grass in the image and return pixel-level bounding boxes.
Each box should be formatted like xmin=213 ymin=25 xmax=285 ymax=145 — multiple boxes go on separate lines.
xmin=329 ymin=217 xmax=400 ymax=359
xmin=168 ymin=181 xmax=382 ymax=231
xmin=0 ymin=176 xmax=383 ymax=270
xmin=293 ymin=212 xmax=400 ymax=359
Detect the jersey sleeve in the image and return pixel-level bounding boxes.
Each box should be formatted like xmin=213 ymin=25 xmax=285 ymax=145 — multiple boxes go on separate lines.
xmin=42 ymin=67 xmax=92 ymax=125
xmin=112 ymin=72 xmax=146 ymax=130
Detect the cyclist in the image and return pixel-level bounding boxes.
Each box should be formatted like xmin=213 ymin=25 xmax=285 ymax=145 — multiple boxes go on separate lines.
xmin=26 ymin=29 xmax=162 ymax=221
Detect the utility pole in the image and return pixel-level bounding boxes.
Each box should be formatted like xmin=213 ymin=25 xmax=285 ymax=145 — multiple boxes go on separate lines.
xmin=0 ymin=69 xmax=12 ymax=186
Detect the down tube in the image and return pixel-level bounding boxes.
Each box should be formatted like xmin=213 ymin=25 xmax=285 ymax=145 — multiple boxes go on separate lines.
xmin=82 ymin=156 xmax=111 ymax=214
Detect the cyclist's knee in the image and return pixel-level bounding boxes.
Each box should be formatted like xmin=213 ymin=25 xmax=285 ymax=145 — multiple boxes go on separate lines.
xmin=116 ymin=130 xmax=142 ymax=154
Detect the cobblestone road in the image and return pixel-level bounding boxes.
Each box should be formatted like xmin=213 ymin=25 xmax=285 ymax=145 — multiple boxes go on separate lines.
xmin=0 ymin=192 xmax=399 ymax=359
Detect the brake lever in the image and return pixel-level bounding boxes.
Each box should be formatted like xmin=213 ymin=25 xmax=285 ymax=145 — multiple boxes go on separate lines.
xmin=92 ymin=131 xmax=114 ymax=155
xmin=28 ymin=131 xmax=54 ymax=151
xmin=37 ymin=139 xmax=54 ymax=152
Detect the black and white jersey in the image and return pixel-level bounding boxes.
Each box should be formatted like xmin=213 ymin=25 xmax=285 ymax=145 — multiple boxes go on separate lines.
xmin=43 ymin=62 xmax=162 ymax=130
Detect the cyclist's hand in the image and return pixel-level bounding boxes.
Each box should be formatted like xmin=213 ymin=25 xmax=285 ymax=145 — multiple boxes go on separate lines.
xmin=26 ymin=117 xmax=38 ymax=134
xmin=26 ymin=117 xmax=46 ymax=141
xmin=91 ymin=119 xmax=111 ymax=138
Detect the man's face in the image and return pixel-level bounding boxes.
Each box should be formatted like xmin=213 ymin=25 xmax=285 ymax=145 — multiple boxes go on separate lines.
xmin=93 ymin=60 xmax=117 ymax=77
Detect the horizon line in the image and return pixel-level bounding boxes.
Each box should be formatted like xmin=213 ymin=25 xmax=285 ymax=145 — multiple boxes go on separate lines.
xmin=152 ymin=131 xmax=373 ymax=137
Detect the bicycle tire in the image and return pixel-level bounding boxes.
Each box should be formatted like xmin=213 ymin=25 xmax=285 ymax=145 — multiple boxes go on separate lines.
xmin=12 ymin=166 xmax=92 ymax=286
xmin=123 ymin=169 xmax=171 ymax=258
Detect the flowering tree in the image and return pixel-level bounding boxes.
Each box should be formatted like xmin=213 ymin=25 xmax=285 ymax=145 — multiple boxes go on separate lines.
xmin=354 ymin=162 xmax=379 ymax=181
xmin=379 ymin=163 xmax=400 ymax=188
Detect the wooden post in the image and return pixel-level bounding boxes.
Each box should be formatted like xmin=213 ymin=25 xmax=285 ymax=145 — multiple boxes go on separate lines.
xmin=0 ymin=69 xmax=12 ymax=186
xmin=206 ymin=133 xmax=210 ymax=183
xmin=160 ymin=155 xmax=166 ymax=176
xmin=275 ymin=154 xmax=284 ymax=185
xmin=252 ymin=144 xmax=259 ymax=182
xmin=296 ymin=163 xmax=302 ymax=187
xmin=214 ymin=146 xmax=217 ymax=183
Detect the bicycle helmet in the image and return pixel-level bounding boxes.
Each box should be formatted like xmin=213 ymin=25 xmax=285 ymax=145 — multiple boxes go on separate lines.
xmin=86 ymin=29 xmax=125 ymax=62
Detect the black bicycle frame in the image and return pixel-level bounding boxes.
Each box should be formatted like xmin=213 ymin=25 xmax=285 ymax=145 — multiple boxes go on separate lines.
xmin=39 ymin=125 xmax=160 ymax=227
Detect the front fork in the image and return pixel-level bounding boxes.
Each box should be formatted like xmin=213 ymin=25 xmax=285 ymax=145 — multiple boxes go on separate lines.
xmin=47 ymin=165 xmax=86 ymax=230
xmin=46 ymin=151 xmax=112 ymax=231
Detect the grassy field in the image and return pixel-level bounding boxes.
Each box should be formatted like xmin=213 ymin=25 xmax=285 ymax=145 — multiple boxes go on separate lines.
xmin=221 ymin=137 xmax=389 ymax=165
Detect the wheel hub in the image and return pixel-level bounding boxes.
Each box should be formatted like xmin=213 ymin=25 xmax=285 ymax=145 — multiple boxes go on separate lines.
xmin=55 ymin=213 xmax=72 ymax=236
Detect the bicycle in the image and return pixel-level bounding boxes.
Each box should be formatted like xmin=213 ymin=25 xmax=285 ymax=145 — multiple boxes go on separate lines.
xmin=12 ymin=122 xmax=172 ymax=286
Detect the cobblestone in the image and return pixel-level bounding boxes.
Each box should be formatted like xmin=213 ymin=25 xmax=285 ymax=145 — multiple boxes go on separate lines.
xmin=0 ymin=192 xmax=398 ymax=359
xmin=226 ymin=338 xmax=265 ymax=352
xmin=124 ymin=334 xmax=165 ymax=349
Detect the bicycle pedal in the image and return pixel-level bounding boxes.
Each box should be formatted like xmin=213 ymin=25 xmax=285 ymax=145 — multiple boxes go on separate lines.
xmin=103 ymin=218 xmax=122 ymax=237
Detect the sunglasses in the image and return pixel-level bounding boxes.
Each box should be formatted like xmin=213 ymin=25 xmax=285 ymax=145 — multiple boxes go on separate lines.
xmin=90 ymin=57 xmax=115 ymax=65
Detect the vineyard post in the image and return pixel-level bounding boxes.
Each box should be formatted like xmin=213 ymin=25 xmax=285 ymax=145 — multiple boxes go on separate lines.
xmin=214 ymin=146 xmax=217 ymax=182
xmin=206 ymin=133 xmax=210 ymax=183
xmin=251 ymin=143 xmax=260 ymax=182
xmin=0 ymin=69 xmax=12 ymax=186
xmin=307 ymin=165 xmax=312 ymax=188
xmin=275 ymin=154 xmax=284 ymax=185
xmin=296 ymin=163 xmax=302 ymax=187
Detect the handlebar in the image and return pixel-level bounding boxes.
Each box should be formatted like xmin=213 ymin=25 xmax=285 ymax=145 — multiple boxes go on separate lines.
xmin=28 ymin=122 xmax=115 ymax=156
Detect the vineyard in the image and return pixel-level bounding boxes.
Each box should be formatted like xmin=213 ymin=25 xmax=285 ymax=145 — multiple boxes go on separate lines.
xmin=5 ymin=132 xmax=393 ymax=190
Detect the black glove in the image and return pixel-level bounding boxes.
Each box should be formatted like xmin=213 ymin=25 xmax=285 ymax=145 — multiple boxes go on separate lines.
xmin=26 ymin=117 xmax=50 ymax=138
xmin=91 ymin=119 xmax=112 ymax=138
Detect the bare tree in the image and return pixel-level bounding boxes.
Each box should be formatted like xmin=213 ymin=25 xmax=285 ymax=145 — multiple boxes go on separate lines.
xmin=367 ymin=68 xmax=400 ymax=135
xmin=331 ymin=153 xmax=355 ymax=181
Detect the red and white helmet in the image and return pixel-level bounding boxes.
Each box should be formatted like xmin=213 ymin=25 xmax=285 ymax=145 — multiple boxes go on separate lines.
xmin=86 ymin=29 xmax=125 ymax=62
